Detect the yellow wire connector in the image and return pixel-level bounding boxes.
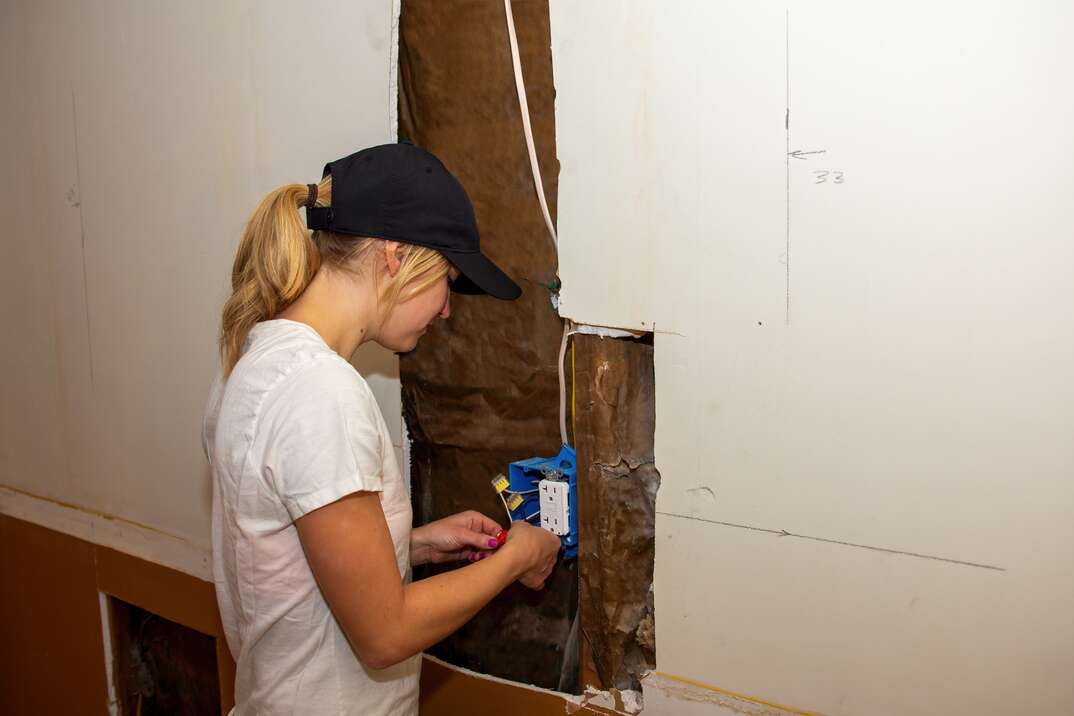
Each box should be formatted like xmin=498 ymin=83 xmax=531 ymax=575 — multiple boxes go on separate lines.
xmin=491 ymin=474 xmax=510 ymax=494
xmin=507 ymin=494 xmax=524 ymax=511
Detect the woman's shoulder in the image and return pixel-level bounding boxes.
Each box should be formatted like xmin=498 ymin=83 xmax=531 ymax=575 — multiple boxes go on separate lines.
xmin=230 ymin=320 xmax=375 ymax=417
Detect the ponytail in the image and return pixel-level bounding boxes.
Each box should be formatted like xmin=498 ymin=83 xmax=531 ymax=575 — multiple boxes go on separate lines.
xmin=219 ymin=179 xmax=328 ymax=375
xmin=219 ymin=174 xmax=451 ymax=376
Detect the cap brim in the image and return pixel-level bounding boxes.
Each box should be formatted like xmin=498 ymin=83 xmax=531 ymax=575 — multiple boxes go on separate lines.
xmin=442 ymin=249 xmax=522 ymax=300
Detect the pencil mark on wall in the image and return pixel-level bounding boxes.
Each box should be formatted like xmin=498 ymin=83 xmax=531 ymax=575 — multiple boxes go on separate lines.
xmin=785 ymin=9 xmax=791 ymax=326
xmin=655 ymin=511 xmax=1007 ymax=572
xmin=812 ymin=169 xmax=845 ymax=185
xmin=685 ymin=486 xmax=717 ymax=504
xmin=71 ymin=91 xmax=95 ymax=390
xmin=787 ymin=149 xmax=826 ymax=160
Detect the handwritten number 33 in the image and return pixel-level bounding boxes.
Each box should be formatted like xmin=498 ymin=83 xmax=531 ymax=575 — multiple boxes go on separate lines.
xmin=812 ymin=170 xmax=845 ymax=185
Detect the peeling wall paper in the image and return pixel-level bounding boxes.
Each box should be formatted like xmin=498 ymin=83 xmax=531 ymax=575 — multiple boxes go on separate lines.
xmin=397 ymin=0 xmax=576 ymax=691
xmin=573 ymin=335 xmax=658 ymax=691
xmin=570 ymin=686 xmax=645 ymax=715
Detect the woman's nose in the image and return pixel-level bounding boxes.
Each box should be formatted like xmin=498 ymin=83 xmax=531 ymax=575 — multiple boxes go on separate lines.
xmin=439 ymin=295 xmax=451 ymax=319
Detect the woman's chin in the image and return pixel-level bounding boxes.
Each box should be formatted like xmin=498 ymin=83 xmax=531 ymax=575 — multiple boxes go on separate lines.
xmin=384 ymin=335 xmax=422 ymax=354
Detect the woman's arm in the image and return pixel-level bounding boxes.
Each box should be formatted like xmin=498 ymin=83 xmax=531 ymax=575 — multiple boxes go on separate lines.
xmin=296 ymin=491 xmax=559 ymax=670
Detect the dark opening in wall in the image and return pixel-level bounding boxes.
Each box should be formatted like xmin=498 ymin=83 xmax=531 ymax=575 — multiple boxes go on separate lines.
xmin=107 ymin=596 xmax=220 ymax=715
xmin=399 ymin=0 xmax=576 ymax=693
xmin=398 ymin=0 xmax=658 ymax=695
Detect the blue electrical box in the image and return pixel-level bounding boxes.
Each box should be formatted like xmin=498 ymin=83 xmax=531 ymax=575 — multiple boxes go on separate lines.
xmin=506 ymin=444 xmax=578 ymax=559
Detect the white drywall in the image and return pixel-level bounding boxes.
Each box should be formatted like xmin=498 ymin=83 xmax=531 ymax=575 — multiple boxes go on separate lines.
xmin=0 ymin=0 xmax=404 ymax=563
xmin=551 ymin=1 xmax=1074 ymax=714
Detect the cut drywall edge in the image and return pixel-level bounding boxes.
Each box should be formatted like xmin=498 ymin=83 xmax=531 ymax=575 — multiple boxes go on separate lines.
xmin=0 ymin=485 xmax=211 ymax=581
xmin=562 ymin=315 xmax=651 ymax=337
xmin=387 ymin=0 xmax=401 ymax=141
xmin=572 ymin=322 xmax=647 ymax=340
xmin=422 ymin=653 xmax=643 ymax=715
xmin=572 ymin=686 xmax=644 ymax=714
xmin=99 ymin=592 xmax=121 ymax=716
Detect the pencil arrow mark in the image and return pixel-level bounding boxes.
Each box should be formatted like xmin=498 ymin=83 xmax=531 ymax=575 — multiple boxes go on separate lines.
xmin=788 ymin=149 xmax=827 ymax=160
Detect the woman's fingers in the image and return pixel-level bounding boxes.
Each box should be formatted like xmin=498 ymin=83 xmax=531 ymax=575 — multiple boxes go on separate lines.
xmin=518 ymin=555 xmax=557 ymax=589
xmin=454 ymin=526 xmax=502 ymax=551
xmin=461 ymin=510 xmax=501 ymax=535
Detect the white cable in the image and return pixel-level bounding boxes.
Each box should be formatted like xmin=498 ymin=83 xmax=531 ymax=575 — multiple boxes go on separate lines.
xmin=505 ymin=1 xmax=571 ymax=447
xmin=503 ymin=0 xmax=558 ymax=249
xmin=498 ymin=491 xmax=513 ymax=525
xmin=558 ymin=320 xmax=577 ymax=446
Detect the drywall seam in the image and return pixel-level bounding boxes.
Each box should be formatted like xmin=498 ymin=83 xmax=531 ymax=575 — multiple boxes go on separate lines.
xmin=655 ymin=511 xmax=1007 ymax=572
xmin=70 ymin=89 xmax=95 ymax=391
xmin=0 ymin=485 xmax=211 ymax=581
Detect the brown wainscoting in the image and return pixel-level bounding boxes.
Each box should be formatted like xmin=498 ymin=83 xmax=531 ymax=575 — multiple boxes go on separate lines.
xmin=0 ymin=514 xmax=235 ymax=714
xmin=1 ymin=513 xmax=109 ymax=713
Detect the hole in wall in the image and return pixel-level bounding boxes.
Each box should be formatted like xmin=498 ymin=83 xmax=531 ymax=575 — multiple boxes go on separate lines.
xmin=107 ymin=597 xmax=220 ymax=715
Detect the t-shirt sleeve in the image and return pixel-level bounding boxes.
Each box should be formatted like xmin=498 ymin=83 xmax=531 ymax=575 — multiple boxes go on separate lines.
xmin=261 ymin=359 xmax=386 ymax=521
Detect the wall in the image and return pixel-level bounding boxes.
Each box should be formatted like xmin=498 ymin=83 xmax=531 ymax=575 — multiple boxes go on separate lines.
xmin=0 ymin=514 xmax=236 ymax=714
xmin=0 ymin=0 xmax=404 ymax=575
xmin=550 ymin=1 xmax=1074 ymax=714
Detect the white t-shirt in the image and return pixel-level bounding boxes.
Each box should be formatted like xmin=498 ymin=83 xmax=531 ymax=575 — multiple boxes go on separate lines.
xmin=202 ymin=319 xmax=419 ymax=715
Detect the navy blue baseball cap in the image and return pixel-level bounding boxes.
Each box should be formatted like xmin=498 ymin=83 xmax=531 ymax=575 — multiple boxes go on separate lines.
xmin=306 ymin=142 xmax=521 ymax=300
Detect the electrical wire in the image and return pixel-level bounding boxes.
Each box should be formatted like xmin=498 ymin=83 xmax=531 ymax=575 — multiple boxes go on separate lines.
xmin=558 ymin=321 xmax=577 ymax=445
xmin=504 ymin=0 xmax=576 ymax=449
xmin=497 ymin=490 xmax=513 ymax=525
xmin=571 ymin=330 xmax=577 ymax=444
xmin=503 ymin=0 xmax=558 ymax=250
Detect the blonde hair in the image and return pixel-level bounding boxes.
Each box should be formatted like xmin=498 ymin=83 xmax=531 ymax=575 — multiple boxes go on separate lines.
xmin=219 ymin=176 xmax=451 ymax=375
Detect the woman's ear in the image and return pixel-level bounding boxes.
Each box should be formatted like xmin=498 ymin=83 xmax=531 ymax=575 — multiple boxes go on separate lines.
xmin=383 ymin=240 xmax=403 ymax=277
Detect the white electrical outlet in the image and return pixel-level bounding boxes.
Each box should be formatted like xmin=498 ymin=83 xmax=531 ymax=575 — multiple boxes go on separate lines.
xmin=539 ymin=479 xmax=570 ymax=536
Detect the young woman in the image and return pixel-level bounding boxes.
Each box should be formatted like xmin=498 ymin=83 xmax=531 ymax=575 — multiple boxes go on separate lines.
xmin=202 ymin=142 xmax=562 ymax=715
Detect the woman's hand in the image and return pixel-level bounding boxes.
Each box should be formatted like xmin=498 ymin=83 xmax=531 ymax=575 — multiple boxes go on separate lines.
xmin=499 ymin=521 xmax=562 ymax=590
xmin=410 ymin=510 xmax=503 ymax=566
